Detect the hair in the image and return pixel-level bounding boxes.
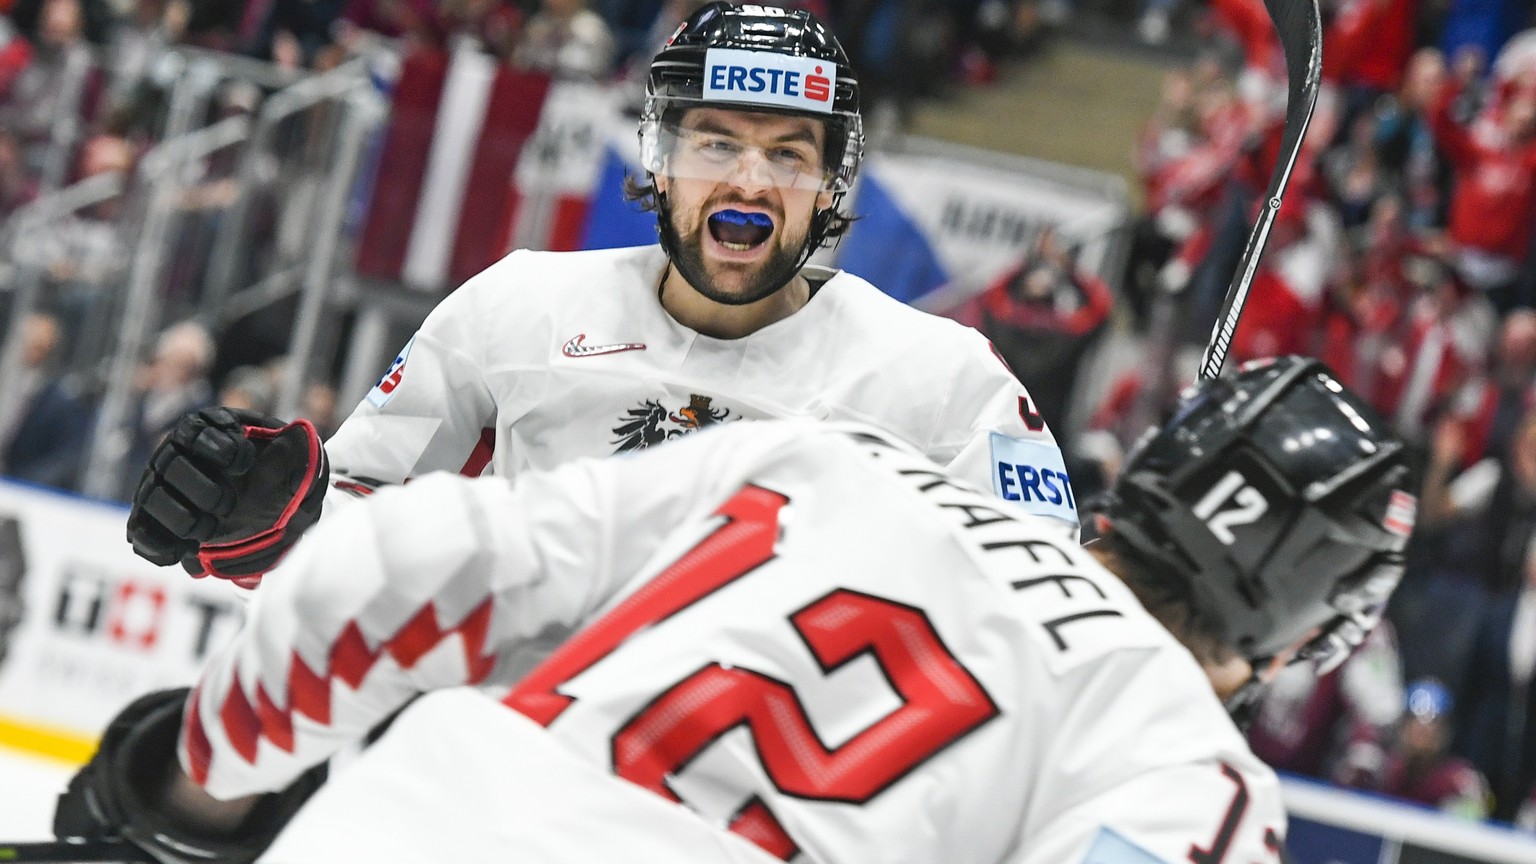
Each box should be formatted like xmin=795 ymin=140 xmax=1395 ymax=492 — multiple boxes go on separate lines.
xmin=1089 ymin=528 xmax=1238 ymax=668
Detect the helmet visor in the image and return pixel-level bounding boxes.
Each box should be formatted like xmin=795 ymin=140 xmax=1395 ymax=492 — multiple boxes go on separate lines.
xmin=641 ymin=118 xmax=845 ymax=192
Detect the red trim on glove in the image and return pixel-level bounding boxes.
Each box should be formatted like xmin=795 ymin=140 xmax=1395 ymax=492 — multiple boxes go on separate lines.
xmin=194 ymin=418 xmax=323 ymax=583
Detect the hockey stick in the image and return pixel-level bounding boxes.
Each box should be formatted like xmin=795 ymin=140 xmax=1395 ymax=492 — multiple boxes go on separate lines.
xmin=1196 ymin=0 xmax=1323 ymax=381
xmin=0 ymin=838 xmax=151 ymax=862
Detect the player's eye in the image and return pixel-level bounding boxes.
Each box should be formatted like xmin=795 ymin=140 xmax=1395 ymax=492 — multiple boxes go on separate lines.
xmin=694 ymin=136 xmax=742 ymax=161
xmin=769 ymin=148 xmax=807 ymax=168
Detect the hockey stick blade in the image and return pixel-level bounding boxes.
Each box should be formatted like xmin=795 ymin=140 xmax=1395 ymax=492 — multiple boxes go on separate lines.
xmin=0 ymin=837 xmax=152 ymax=863
xmin=1196 ymin=0 xmax=1323 ymax=381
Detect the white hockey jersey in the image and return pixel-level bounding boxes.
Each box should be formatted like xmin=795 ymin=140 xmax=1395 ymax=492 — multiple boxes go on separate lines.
xmin=183 ymin=420 xmax=1283 ymax=863
xmin=325 ymin=245 xmax=1078 ymax=528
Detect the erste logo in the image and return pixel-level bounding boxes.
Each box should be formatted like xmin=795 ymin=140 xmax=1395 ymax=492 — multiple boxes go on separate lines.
xmin=989 ymin=433 xmax=1078 ymax=527
xmin=704 ymin=48 xmax=836 ymax=114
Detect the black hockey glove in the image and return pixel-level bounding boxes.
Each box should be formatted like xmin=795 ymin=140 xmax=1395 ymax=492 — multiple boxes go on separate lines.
xmin=54 ymin=688 xmax=323 ymax=864
xmin=127 ymin=407 xmax=327 ymax=588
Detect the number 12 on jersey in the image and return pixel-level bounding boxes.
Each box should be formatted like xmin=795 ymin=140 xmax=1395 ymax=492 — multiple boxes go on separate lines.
xmin=504 ymin=484 xmax=1000 ymax=859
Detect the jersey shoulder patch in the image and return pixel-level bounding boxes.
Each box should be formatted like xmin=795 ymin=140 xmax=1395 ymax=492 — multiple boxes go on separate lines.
xmin=366 ymin=335 xmax=416 ymax=408
xmin=989 ymin=433 xmax=1078 ymax=526
xmin=1082 ymin=828 xmax=1167 ymax=864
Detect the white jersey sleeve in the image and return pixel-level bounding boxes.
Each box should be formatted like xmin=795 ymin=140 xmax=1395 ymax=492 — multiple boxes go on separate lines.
xmin=320 ymin=258 xmax=511 ymax=505
xmin=937 ymin=328 xmax=1078 ymax=531
xmin=180 ymin=429 xmax=744 ymax=798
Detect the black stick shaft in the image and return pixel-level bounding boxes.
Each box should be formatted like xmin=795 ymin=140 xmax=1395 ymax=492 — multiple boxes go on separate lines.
xmin=0 ymin=838 xmax=151 ymax=863
xmin=1197 ymin=0 xmax=1323 ymax=381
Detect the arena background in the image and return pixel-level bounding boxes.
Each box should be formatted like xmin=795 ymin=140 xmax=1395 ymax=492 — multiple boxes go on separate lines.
xmin=3 ymin=0 xmax=1536 ymax=861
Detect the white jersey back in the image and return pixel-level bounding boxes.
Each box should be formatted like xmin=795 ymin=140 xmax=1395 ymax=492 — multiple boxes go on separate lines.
xmin=325 ymin=245 xmax=1078 ymax=528
xmin=188 ymin=421 xmax=1282 ymax=863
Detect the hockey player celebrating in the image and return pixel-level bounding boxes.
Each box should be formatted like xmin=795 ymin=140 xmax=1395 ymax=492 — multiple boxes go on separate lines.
xmin=56 ymin=357 xmax=1416 ymax=862
xmin=123 ymin=1 xmax=1074 ymax=589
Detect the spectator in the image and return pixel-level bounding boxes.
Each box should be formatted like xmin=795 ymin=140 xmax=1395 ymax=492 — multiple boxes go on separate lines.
xmin=215 ymin=365 xmax=276 ymax=417
xmin=299 ymin=380 xmax=338 ymax=439
xmin=1248 ymin=622 xmax=1404 ymax=788
xmin=1426 ymin=62 xmax=1536 ymax=314
xmin=1322 ymin=0 xmax=1415 ymax=126
xmin=334 ymin=0 xmax=445 ymax=52
xmin=514 ymin=0 xmax=615 ymax=81
xmin=116 ymin=319 xmax=214 ymax=500
xmin=1372 ymin=251 xmax=1494 ymax=443
xmin=0 ymin=125 xmax=37 ymax=218
xmin=105 ymin=0 xmax=186 ymax=109
xmin=1227 ymin=197 xmax=1342 ymax=364
xmin=241 ymin=0 xmax=345 ymax=69
xmin=11 ymin=130 xmax=132 ymax=366
xmin=1374 ymin=48 xmax=1451 ymax=230
xmin=0 ymin=310 xmax=93 ymax=489
xmin=1445 ymin=308 xmax=1536 ymax=470
xmin=952 ymin=227 xmax=1112 ymax=436
xmin=442 ymin=0 xmax=523 ymax=60
xmin=1324 ymin=112 xmax=1392 ymax=230
xmin=1453 ymin=533 xmax=1536 ymax=819
xmin=2 ymin=0 xmax=103 ymax=181
xmin=1318 ymin=194 xmax=1414 ymax=403
xmin=1421 ymin=403 xmax=1536 ymax=593
xmin=0 ymin=17 xmax=33 ymax=106
xmin=1376 ymin=678 xmax=1491 ymax=818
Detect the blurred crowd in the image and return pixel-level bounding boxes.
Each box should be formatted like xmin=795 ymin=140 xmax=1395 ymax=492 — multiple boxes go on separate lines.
xmin=0 ymin=0 xmax=1063 ymax=502
xmin=962 ymin=0 xmax=1536 ymax=830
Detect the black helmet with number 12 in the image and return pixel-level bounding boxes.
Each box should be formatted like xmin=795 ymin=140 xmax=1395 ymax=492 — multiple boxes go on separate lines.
xmin=1094 ymin=356 xmax=1416 ymax=679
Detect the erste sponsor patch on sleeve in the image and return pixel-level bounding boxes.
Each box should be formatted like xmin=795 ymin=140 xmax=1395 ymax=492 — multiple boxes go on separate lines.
xmin=990 ymin=433 xmax=1078 ymax=526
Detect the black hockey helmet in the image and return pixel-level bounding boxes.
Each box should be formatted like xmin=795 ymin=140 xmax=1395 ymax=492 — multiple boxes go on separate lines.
xmin=1094 ymin=356 xmax=1416 ymax=673
xmin=639 ymin=2 xmax=863 ymax=267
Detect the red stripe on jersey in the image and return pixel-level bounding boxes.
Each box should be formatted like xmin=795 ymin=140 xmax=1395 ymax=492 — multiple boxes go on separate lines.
xmin=290 ymin=653 xmax=330 ymax=725
xmin=199 ymin=600 xmax=500 ymax=778
xmin=386 ymin=599 xmax=496 ymax=682
xmin=460 ymin=427 xmax=496 ymax=477
xmin=183 ymin=686 xmax=213 ymax=786
xmin=256 ymin=682 xmax=294 ymax=753
xmin=332 ymin=622 xmax=381 ymax=689
xmin=219 ymin=678 xmax=261 ymax=764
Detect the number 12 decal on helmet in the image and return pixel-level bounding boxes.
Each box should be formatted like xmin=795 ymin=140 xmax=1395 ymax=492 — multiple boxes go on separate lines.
xmin=1192 ymin=471 xmax=1270 ymax=545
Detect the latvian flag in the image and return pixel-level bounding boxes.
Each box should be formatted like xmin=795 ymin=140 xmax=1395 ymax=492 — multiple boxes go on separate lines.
xmin=354 ymin=39 xmax=553 ymax=292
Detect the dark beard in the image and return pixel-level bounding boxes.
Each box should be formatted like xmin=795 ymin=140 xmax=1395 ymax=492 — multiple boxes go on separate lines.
xmin=668 ymin=212 xmax=805 ymax=307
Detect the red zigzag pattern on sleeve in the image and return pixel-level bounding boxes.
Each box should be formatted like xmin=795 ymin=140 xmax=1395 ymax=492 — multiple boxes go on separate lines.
xmin=184 ymin=598 xmax=498 ymax=785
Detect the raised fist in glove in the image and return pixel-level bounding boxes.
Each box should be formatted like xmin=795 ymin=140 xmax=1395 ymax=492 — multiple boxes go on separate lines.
xmin=127 ymin=407 xmax=327 ymax=587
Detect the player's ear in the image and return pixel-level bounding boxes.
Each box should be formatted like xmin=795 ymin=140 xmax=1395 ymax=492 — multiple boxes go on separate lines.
xmin=654 ymin=173 xmax=670 ymax=196
xmin=815 ymin=188 xmax=834 ymax=211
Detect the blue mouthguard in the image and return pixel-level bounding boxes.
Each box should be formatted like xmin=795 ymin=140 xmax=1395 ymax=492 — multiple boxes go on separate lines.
xmin=710 ymin=209 xmax=773 ymax=228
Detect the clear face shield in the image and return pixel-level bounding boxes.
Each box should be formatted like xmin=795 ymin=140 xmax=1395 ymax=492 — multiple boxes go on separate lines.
xmin=638 ymin=111 xmax=856 ymax=195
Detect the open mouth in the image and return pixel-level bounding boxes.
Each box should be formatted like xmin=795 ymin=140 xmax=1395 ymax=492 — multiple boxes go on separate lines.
xmin=708 ymin=209 xmax=774 ymax=251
